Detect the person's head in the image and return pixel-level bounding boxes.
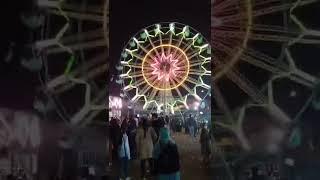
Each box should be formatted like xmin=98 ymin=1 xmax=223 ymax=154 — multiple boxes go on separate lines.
xmin=142 ymin=117 xmax=149 ymax=128
xmin=189 ymin=114 xmax=192 ymax=118
xmin=159 ymin=127 xmax=171 ymax=143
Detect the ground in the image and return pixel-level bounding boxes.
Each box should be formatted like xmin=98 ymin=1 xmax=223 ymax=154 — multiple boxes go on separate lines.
xmin=172 ymin=132 xmax=211 ymax=180
xmin=108 ymin=132 xmax=211 ymax=179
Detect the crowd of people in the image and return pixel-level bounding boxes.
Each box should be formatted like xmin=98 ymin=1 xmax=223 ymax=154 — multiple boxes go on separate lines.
xmin=108 ymin=113 xmax=182 ymax=180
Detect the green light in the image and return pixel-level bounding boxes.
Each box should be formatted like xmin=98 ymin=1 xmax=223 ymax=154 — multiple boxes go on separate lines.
xmin=197 ymin=36 xmax=203 ymax=44
xmin=185 ymin=26 xmax=190 ymax=37
xmin=64 ymin=55 xmax=76 ymax=75
xmin=140 ymin=32 xmax=146 ymax=39
xmin=122 ymin=52 xmax=128 ymax=58
xmin=130 ymin=41 xmax=136 ymax=47
xmin=207 ymin=47 xmax=211 ymax=54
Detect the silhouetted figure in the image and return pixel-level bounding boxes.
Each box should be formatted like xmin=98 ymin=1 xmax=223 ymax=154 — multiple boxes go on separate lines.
xmin=109 ymin=118 xmax=121 ymax=163
xmin=187 ymin=114 xmax=197 ymax=140
xmin=200 ymin=124 xmax=211 ymax=167
xmin=136 ymin=117 xmax=157 ymax=179
xmin=153 ymin=128 xmax=180 ymax=180
xmin=118 ymin=120 xmax=131 ymax=180
xmin=127 ymin=117 xmax=137 ymax=159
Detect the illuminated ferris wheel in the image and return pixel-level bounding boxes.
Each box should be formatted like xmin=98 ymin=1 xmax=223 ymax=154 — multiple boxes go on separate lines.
xmin=212 ymin=0 xmax=320 ymax=151
xmin=120 ymin=22 xmax=211 ymax=114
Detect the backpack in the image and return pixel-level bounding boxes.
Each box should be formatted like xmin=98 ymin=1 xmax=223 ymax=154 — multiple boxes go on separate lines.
xmin=156 ymin=141 xmax=180 ymax=174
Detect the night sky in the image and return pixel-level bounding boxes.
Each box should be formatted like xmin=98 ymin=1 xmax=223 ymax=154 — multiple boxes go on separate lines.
xmin=0 ymin=0 xmax=38 ymax=109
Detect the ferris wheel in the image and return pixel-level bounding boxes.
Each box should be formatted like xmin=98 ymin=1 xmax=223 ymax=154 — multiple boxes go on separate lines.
xmin=120 ymin=22 xmax=211 ymax=114
xmin=33 ymin=0 xmax=109 ymax=125
xmin=212 ymin=0 xmax=320 ymax=150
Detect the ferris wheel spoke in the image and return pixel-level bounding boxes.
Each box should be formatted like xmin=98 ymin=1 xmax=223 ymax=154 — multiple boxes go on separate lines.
xmin=188 ymin=68 xmax=207 ymax=75
xmin=226 ymin=68 xmax=266 ymax=104
xmin=253 ymin=0 xmax=283 ymax=7
xmin=212 ymin=40 xmax=237 ymax=58
xmin=47 ymin=9 xmax=104 ymax=22
xmin=46 ymin=52 xmax=107 ymax=89
xmin=167 ymin=33 xmax=173 ymax=55
xmin=213 ymin=84 xmax=235 ymax=122
xmin=175 ymin=42 xmax=194 ymax=61
xmin=130 ymin=78 xmax=145 ymax=88
xmin=148 ymin=89 xmax=158 ymax=102
xmin=136 ymin=42 xmax=157 ymax=61
xmin=188 ymin=59 xmax=210 ymax=66
xmin=36 ymin=28 xmax=104 ymax=49
xmin=221 ymin=0 xmax=317 ymax=23
xmin=172 ymin=35 xmax=184 ymax=57
xmin=169 ymin=81 xmax=185 ymax=103
xmin=241 ymin=47 xmax=289 ymax=72
xmin=289 ymin=69 xmax=317 ymax=88
xmin=251 ymin=33 xmax=320 ymax=44
xmin=147 ymin=35 xmax=160 ymax=57
xmin=174 ymin=87 xmax=184 ymax=102
xmin=185 ymin=77 xmax=200 ymax=86
xmin=186 ymin=49 xmax=202 ymax=60
xmin=214 ymin=29 xmax=320 ymax=44
xmin=145 ymin=76 xmax=160 ymax=87
xmin=52 ymin=63 xmax=108 ymax=94
xmin=126 ymin=51 xmax=145 ymax=61
xmin=130 ymin=73 xmax=144 ymax=78
xmin=251 ymin=24 xmax=300 ymax=34
xmin=139 ymin=84 xmax=153 ymax=97
xmin=130 ymin=64 xmax=152 ymax=70
xmin=58 ymin=3 xmax=104 ymax=14
xmin=159 ymin=33 xmax=165 ymax=55
xmin=58 ymin=29 xmax=104 ymax=45
xmin=189 ymin=71 xmax=209 ymax=76
xmin=46 ymin=39 xmax=107 ymax=54
xmin=213 ymin=0 xmax=239 ymax=13
xmin=180 ymin=83 xmax=194 ymax=95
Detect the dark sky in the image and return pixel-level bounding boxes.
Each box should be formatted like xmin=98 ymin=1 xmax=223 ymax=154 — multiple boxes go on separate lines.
xmin=108 ymin=0 xmax=211 ymax=95
xmin=0 ymin=0 xmax=38 ymax=109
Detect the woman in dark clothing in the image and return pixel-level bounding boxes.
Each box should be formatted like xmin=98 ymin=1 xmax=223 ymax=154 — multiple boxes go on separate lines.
xmin=200 ymin=124 xmax=211 ymax=167
xmin=127 ymin=117 xmax=138 ymax=159
xmin=109 ymin=117 xmax=121 ymax=162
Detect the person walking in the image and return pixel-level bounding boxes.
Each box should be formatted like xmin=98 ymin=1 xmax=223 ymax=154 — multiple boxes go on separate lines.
xmin=109 ymin=117 xmax=121 ymax=163
xmin=187 ymin=114 xmax=196 ymax=140
xmin=118 ymin=120 xmax=131 ymax=180
xmin=200 ymin=123 xmax=211 ymax=168
xmin=127 ymin=117 xmax=137 ymax=159
xmin=136 ymin=117 xmax=158 ymax=179
xmin=153 ymin=128 xmax=181 ymax=180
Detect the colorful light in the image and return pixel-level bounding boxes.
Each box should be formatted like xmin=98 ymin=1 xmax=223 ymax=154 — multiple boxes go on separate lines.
xmin=120 ymin=23 xmax=211 ymax=112
xmin=142 ymin=44 xmax=190 ymax=91
xmin=151 ymin=53 xmax=180 ymax=82
xmin=109 ymin=96 xmax=122 ymax=109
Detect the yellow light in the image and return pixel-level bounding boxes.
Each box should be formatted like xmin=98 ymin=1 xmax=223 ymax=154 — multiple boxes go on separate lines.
xmin=142 ymin=44 xmax=190 ymax=91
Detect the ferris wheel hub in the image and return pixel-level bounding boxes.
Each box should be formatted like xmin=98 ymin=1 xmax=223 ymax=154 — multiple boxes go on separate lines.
xmin=143 ymin=44 xmax=190 ymax=90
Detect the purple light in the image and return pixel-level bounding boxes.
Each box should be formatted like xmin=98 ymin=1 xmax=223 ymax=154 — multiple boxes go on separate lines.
xmin=151 ymin=53 xmax=180 ymax=82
